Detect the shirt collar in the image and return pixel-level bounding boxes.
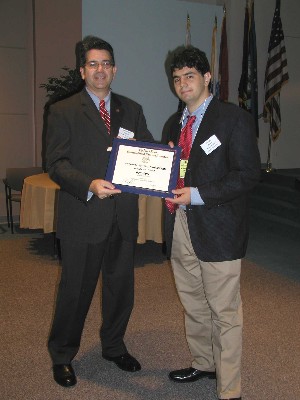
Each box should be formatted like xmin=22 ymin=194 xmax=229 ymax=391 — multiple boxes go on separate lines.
xmin=85 ymin=87 xmax=112 ymax=112
xmin=180 ymin=94 xmax=213 ymax=125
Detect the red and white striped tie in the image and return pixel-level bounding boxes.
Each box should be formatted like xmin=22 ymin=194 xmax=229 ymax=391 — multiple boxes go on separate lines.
xmin=100 ymin=100 xmax=111 ymax=134
xmin=165 ymin=115 xmax=196 ymax=214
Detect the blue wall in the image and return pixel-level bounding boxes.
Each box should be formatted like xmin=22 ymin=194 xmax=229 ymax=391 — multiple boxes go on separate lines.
xmin=82 ymin=0 xmax=223 ymax=140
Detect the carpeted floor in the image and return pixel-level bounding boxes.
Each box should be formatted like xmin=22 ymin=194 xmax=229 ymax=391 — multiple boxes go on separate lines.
xmin=246 ymin=212 xmax=300 ymax=282
xmin=0 ymin=236 xmax=300 ymax=400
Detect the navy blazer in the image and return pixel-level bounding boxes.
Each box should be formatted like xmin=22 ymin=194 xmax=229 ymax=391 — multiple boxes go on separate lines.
xmin=46 ymin=88 xmax=153 ymax=243
xmin=164 ymin=97 xmax=261 ymax=262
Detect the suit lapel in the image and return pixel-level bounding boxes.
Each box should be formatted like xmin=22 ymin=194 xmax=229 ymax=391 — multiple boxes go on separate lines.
xmin=110 ymin=93 xmax=124 ymax=138
xmin=172 ymin=98 xmax=220 ymax=150
xmin=80 ymin=89 xmax=110 ymax=140
xmin=79 ymin=90 xmax=128 ymax=144
xmin=169 ymin=113 xmax=182 ymax=145
xmin=190 ymin=97 xmax=221 ymax=158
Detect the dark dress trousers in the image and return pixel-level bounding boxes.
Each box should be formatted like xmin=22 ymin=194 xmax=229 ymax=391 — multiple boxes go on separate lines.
xmin=46 ymin=89 xmax=153 ymax=363
xmin=164 ymin=97 xmax=261 ymax=261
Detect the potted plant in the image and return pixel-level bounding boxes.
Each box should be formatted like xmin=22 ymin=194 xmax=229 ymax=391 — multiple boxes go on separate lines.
xmin=40 ymin=67 xmax=84 ymax=170
xmin=40 ymin=67 xmax=84 ymax=106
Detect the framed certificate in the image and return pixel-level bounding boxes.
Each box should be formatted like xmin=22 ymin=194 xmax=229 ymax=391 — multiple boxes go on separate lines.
xmin=105 ymin=139 xmax=181 ymax=198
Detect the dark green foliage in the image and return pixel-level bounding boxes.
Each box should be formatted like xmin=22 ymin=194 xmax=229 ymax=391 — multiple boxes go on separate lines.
xmin=40 ymin=67 xmax=84 ymax=106
xmin=40 ymin=67 xmax=84 ymax=170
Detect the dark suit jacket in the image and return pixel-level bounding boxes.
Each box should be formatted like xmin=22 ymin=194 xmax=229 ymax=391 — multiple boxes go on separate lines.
xmin=46 ymin=89 xmax=153 ymax=243
xmin=164 ymin=97 xmax=261 ymax=262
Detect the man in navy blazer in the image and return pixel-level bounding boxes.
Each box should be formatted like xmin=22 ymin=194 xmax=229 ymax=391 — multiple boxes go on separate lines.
xmin=46 ymin=36 xmax=153 ymax=387
xmin=164 ymin=46 xmax=261 ymax=400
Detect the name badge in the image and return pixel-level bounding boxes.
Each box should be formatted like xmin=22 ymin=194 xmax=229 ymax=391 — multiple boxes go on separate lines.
xmin=200 ymin=134 xmax=221 ymax=155
xmin=118 ymin=127 xmax=135 ymax=139
xmin=180 ymin=159 xmax=188 ymax=178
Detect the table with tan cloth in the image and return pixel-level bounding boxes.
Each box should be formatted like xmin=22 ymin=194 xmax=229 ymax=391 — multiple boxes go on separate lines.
xmin=137 ymin=195 xmax=163 ymax=244
xmin=20 ymin=173 xmax=60 ymax=234
xmin=20 ymin=173 xmax=163 ymax=243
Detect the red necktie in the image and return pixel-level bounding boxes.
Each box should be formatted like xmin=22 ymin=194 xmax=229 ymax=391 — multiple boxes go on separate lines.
xmin=100 ymin=100 xmax=111 ymax=134
xmin=165 ymin=115 xmax=196 ymax=214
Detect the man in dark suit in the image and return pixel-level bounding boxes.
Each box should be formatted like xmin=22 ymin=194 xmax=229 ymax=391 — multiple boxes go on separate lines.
xmin=46 ymin=36 xmax=153 ymax=387
xmin=164 ymin=46 xmax=261 ymax=400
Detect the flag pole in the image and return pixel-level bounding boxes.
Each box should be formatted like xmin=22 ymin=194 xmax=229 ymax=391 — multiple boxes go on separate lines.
xmin=266 ymin=126 xmax=273 ymax=172
xmin=266 ymin=108 xmax=273 ymax=172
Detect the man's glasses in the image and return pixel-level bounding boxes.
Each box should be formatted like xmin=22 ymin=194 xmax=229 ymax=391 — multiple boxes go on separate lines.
xmin=85 ymin=60 xmax=114 ymax=70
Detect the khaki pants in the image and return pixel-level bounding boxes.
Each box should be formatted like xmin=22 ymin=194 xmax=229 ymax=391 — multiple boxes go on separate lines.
xmin=171 ymin=209 xmax=242 ymax=399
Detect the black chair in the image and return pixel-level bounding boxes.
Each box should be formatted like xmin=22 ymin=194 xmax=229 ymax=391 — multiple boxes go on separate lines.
xmin=2 ymin=167 xmax=43 ymax=233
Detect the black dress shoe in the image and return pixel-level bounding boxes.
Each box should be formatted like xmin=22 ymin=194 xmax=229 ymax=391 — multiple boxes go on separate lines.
xmin=169 ymin=367 xmax=216 ymax=382
xmin=102 ymin=352 xmax=141 ymax=372
xmin=53 ymin=364 xmax=77 ymax=387
xmin=219 ymin=398 xmax=241 ymax=400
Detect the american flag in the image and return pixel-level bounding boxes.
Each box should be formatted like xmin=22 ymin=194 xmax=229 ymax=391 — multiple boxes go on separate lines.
xmin=263 ymin=0 xmax=289 ymax=141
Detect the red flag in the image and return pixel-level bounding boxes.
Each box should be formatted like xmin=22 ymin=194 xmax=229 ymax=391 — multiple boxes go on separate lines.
xmin=210 ymin=17 xmax=219 ymax=97
xmin=185 ymin=14 xmax=191 ymax=47
xmin=219 ymin=6 xmax=228 ymax=101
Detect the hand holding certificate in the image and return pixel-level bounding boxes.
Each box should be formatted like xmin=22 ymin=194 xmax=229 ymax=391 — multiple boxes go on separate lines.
xmin=105 ymin=139 xmax=181 ymax=198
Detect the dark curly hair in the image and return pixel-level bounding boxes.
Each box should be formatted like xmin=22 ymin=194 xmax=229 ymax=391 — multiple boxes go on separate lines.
xmin=170 ymin=46 xmax=210 ymax=76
